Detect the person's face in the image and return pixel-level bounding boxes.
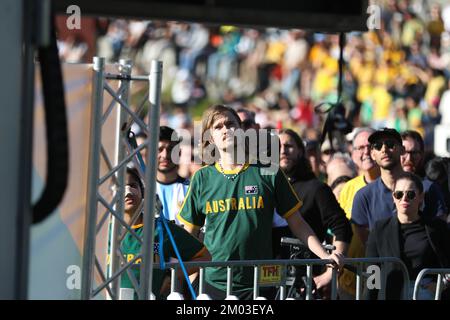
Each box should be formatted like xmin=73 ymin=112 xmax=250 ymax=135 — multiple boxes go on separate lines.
xmin=124 ymin=173 xmax=143 ymax=215
xmin=210 ymin=112 xmax=240 ymax=151
xmin=158 ymin=140 xmax=178 ymax=173
xmin=392 ymin=178 xmax=423 ymax=216
xmin=280 ymin=133 xmax=302 ymax=175
xmin=352 ymin=131 xmax=376 ymax=172
xmin=401 ymin=137 xmax=423 ymax=173
xmin=370 ymin=137 xmax=404 ymax=170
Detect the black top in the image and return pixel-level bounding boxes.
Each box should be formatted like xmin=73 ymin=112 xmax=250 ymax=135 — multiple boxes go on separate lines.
xmin=365 ymin=216 xmax=450 ymax=300
xmin=292 ymin=177 xmax=353 ymax=244
xmin=399 ymin=220 xmax=439 ymax=279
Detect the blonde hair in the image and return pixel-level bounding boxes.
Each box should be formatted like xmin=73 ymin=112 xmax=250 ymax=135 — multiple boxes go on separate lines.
xmin=200 ymin=104 xmax=242 ymax=165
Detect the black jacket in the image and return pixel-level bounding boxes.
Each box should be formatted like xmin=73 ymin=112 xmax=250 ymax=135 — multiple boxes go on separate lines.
xmin=365 ymin=216 xmax=450 ymax=300
xmin=292 ymin=178 xmax=353 ymax=244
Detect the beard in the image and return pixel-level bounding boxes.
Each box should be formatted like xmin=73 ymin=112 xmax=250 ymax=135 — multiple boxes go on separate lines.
xmin=158 ymin=164 xmax=177 ymax=174
xmin=379 ymin=158 xmax=399 ymax=171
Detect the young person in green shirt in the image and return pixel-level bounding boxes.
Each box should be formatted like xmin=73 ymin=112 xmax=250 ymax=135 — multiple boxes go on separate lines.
xmin=117 ymin=167 xmax=210 ymax=299
xmin=177 ymin=104 xmax=344 ymax=299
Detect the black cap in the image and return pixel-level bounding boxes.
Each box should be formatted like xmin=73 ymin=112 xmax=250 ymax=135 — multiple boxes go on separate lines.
xmin=160 ymin=126 xmax=182 ymax=143
xmin=368 ymin=128 xmax=402 ymax=145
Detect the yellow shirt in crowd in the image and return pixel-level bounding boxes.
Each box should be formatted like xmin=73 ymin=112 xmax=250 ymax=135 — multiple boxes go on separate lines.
xmin=338 ymin=175 xmax=367 ymax=296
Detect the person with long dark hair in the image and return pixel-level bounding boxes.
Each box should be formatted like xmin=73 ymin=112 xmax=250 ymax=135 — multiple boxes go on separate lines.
xmin=274 ymin=129 xmax=352 ymax=296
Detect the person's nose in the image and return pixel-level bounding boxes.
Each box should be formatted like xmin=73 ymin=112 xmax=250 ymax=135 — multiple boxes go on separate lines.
xmin=125 ymin=185 xmax=133 ymax=197
xmin=160 ymin=148 xmax=169 ymax=159
xmin=380 ymin=143 xmax=389 ymax=153
xmin=224 ymin=125 xmax=235 ymax=135
xmin=362 ymin=146 xmax=370 ymax=156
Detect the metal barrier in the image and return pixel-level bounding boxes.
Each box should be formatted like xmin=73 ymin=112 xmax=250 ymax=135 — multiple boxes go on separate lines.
xmin=81 ymin=57 xmax=163 ymax=300
xmin=149 ymin=257 xmax=410 ymax=300
xmin=413 ymin=268 xmax=450 ymax=300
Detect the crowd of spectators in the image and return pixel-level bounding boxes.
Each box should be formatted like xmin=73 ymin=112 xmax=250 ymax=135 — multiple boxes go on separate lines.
xmin=59 ymin=0 xmax=450 ymax=154
xmin=57 ymin=0 xmax=450 ymax=299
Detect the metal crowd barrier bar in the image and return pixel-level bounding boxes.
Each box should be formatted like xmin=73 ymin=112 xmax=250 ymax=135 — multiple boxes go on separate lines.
xmin=150 ymin=257 xmax=410 ymax=300
xmin=413 ymin=268 xmax=450 ymax=300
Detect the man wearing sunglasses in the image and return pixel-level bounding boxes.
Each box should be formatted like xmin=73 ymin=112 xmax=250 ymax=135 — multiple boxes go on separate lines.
xmin=351 ymin=128 xmax=447 ymax=245
xmin=400 ymin=130 xmax=448 ymax=222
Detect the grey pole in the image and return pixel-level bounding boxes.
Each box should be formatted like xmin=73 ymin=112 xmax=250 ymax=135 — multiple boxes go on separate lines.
xmin=331 ymin=268 xmax=337 ymax=300
xmin=108 ymin=59 xmax=132 ymax=298
xmin=226 ymin=267 xmax=233 ymax=296
xmin=170 ymin=268 xmax=177 ymax=293
xmin=141 ymin=60 xmax=163 ymax=300
xmin=253 ymin=266 xmax=260 ymax=299
xmin=199 ymin=268 xmax=205 ymax=295
xmin=306 ymin=264 xmax=313 ymax=300
xmin=356 ymin=264 xmax=362 ymax=300
xmin=435 ymin=274 xmax=443 ymax=300
xmin=279 ymin=266 xmax=286 ymax=300
xmin=81 ymin=57 xmax=105 ymax=300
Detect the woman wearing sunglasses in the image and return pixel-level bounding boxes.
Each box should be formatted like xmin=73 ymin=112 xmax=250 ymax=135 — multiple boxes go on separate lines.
xmin=365 ymin=171 xmax=450 ymax=300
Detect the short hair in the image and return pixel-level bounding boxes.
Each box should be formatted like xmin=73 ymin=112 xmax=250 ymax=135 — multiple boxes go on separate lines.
xmin=352 ymin=127 xmax=375 ymax=148
xmin=425 ymin=157 xmax=449 ymax=182
xmin=401 ymin=130 xmax=424 ymax=152
xmin=393 ymin=171 xmax=424 ymax=194
xmin=330 ymin=175 xmax=352 ymax=191
xmin=160 ymin=125 xmax=180 ymax=143
xmin=328 ymin=152 xmax=358 ymax=177
xmin=126 ymin=167 xmax=145 ymax=197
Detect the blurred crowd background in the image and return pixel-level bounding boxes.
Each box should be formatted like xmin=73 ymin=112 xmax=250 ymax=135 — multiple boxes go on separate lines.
xmin=56 ymin=0 xmax=450 ymax=159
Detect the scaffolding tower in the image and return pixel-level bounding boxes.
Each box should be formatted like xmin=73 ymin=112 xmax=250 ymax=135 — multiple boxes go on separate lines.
xmin=81 ymin=57 xmax=163 ymax=300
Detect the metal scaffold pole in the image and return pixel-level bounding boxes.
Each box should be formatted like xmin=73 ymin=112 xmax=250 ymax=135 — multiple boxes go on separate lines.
xmin=81 ymin=57 xmax=105 ymax=300
xmin=81 ymin=56 xmax=163 ymax=300
xmin=141 ymin=60 xmax=163 ymax=300
xmin=108 ymin=59 xmax=132 ymax=299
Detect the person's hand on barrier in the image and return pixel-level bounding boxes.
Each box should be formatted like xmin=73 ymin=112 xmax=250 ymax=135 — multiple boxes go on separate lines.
xmin=314 ymin=269 xmax=333 ymax=291
xmin=326 ymin=252 xmax=344 ymax=272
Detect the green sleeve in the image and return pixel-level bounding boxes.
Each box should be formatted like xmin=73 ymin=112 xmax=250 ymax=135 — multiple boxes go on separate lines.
xmin=163 ymin=222 xmax=205 ymax=261
xmin=176 ymin=169 xmax=205 ymax=228
xmin=274 ymin=169 xmax=302 ymax=219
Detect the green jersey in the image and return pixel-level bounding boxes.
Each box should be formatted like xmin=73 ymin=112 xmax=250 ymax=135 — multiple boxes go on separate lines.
xmin=116 ymin=219 xmax=206 ymax=299
xmin=177 ymin=163 xmax=302 ymax=292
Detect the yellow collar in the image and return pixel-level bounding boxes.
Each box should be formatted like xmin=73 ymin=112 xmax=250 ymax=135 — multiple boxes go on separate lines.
xmin=215 ymin=162 xmax=250 ymax=174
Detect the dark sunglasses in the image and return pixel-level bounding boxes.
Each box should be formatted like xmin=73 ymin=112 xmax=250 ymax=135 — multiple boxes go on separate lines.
xmin=392 ymin=190 xmax=417 ymax=201
xmin=371 ymin=140 xmax=397 ymax=151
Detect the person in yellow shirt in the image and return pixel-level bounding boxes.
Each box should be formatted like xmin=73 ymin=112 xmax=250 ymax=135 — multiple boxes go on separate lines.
xmin=338 ymin=128 xmax=380 ymax=299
